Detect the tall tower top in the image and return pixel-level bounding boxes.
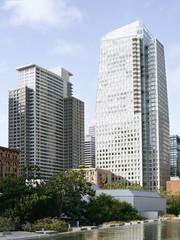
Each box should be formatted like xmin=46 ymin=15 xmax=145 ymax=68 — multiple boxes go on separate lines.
xmin=103 ymin=20 xmax=153 ymax=40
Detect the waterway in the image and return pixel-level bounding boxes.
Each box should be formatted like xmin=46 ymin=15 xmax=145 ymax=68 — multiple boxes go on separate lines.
xmin=31 ymin=220 xmax=180 ymax=240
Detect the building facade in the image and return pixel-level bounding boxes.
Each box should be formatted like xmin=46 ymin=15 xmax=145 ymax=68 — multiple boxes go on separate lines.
xmin=166 ymin=177 xmax=180 ymax=194
xmin=170 ymin=135 xmax=180 ymax=177
xmin=84 ymin=135 xmax=95 ymax=167
xmin=95 ymin=189 xmax=166 ymax=218
xmin=75 ymin=167 xmax=112 ymax=187
xmin=0 ymin=146 xmax=20 ymax=182
xmin=88 ymin=120 xmax=96 ymax=138
xmin=64 ymin=97 xmax=84 ymax=171
xmin=9 ymin=64 xmax=84 ymax=179
xmin=95 ymin=20 xmax=170 ymax=190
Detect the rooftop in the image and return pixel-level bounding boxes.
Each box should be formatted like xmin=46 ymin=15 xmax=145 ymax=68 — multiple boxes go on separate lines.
xmin=96 ymin=189 xmax=161 ymax=198
xmin=0 ymin=146 xmax=21 ymax=153
xmin=103 ymin=20 xmax=153 ymax=40
xmin=16 ymin=64 xmax=73 ymax=79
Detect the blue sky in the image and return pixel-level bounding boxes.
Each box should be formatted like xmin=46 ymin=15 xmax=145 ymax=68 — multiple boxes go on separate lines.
xmin=0 ymin=0 xmax=180 ymax=147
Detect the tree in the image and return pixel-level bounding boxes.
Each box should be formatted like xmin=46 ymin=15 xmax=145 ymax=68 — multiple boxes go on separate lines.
xmin=102 ymin=182 xmax=125 ymax=189
xmin=166 ymin=194 xmax=180 ymax=216
xmin=0 ymin=165 xmax=51 ymax=223
xmin=21 ymin=164 xmax=41 ymax=182
xmin=45 ymin=169 xmax=95 ymax=223
xmin=154 ymin=187 xmax=168 ymax=198
xmin=0 ymin=173 xmax=18 ymax=193
xmin=86 ymin=193 xmax=140 ymax=225
xmin=102 ymin=181 xmax=145 ymax=190
xmin=0 ymin=168 xmax=95 ymax=224
xmin=154 ymin=187 xmax=180 ymax=216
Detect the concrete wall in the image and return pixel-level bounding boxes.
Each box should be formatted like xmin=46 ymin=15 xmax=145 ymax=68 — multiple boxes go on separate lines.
xmin=139 ymin=211 xmax=158 ymax=219
xmin=134 ymin=196 xmax=166 ymax=215
xmin=112 ymin=196 xmax=134 ymax=207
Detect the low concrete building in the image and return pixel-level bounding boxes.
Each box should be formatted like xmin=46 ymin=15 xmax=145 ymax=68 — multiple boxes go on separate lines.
xmin=95 ymin=189 xmax=166 ymax=219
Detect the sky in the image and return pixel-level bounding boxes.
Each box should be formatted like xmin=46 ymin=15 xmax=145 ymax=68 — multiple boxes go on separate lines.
xmin=0 ymin=0 xmax=180 ymax=147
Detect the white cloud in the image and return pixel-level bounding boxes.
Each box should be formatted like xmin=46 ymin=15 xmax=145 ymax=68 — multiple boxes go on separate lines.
xmin=3 ymin=0 xmax=82 ymax=29
xmin=52 ymin=39 xmax=83 ymax=56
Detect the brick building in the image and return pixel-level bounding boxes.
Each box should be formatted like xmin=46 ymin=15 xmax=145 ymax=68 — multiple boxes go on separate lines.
xmin=0 ymin=146 xmax=20 ymax=182
xmin=166 ymin=177 xmax=180 ymax=194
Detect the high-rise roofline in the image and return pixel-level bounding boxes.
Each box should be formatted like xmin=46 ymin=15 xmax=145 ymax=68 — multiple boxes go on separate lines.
xmin=16 ymin=63 xmax=37 ymax=71
xmin=102 ymin=20 xmax=153 ymax=40
xmin=16 ymin=63 xmax=73 ymax=81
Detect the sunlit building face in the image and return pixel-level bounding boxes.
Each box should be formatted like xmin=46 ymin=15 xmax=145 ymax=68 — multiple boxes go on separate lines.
xmin=96 ymin=20 xmax=170 ymax=190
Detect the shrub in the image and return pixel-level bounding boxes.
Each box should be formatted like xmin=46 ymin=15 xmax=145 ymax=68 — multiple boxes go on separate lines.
xmin=23 ymin=218 xmax=67 ymax=232
xmin=159 ymin=214 xmax=176 ymax=218
xmin=0 ymin=217 xmax=15 ymax=232
xmin=86 ymin=194 xmax=141 ymax=225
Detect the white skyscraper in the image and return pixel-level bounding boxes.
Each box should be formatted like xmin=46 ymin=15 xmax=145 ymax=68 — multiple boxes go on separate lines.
xmin=95 ymin=21 xmax=169 ymax=190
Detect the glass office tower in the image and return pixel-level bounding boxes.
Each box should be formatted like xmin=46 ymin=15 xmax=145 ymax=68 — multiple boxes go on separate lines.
xmin=170 ymin=135 xmax=180 ymax=178
xmin=96 ymin=21 xmax=169 ymax=190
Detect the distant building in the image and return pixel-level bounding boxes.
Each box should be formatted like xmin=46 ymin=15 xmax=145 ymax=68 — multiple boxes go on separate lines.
xmin=0 ymin=146 xmax=20 ymax=182
xmin=95 ymin=189 xmax=166 ymax=219
xmin=84 ymin=135 xmax=95 ymax=167
xmin=166 ymin=177 xmax=180 ymax=194
xmin=9 ymin=64 xmax=84 ymax=179
xmin=170 ymin=135 xmax=180 ymax=177
xmin=88 ymin=120 xmax=95 ymax=138
xmin=64 ymin=97 xmax=84 ymax=171
xmin=75 ymin=167 xmax=112 ymax=187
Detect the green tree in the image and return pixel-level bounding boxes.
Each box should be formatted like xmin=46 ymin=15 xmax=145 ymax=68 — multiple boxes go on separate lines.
xmin=0 ymin=165 xmax=52 ymax=223
xmin=102 ymin=181 xmax=144 ymax=190
xmin=102 ymin=182 xmax=125 ymax=189
xmin=45 ymin=169 xmax=95 ymax=223
xmin=166 ymin=193 xmax=180 ymax=216
xmin=86 ymin=193 xmax=140 ymax=225
xmin=21 ymin=164 xmax=41 ymax=182
xmin=154 ymin=188 xmax=180 ymax=216
xmin=154 ymin=187 xmax=168 ymax=198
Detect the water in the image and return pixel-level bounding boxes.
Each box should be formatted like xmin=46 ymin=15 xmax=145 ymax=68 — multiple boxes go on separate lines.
xmin=32 ymin=220 xmax=180 ymax=240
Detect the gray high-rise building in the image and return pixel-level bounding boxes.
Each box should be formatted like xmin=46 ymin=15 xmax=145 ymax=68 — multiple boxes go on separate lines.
xmin=95 ymin=21 xmax=170 ymax=190
xmin=9 ymin=64 xmax=84 ymax=178
xmin=170 ymin=135 xmax=180 ymax=178
xmin=64 ymin=97 xmax=84 ymax=170
xmin=84 ymin=135 xmax=95 ymax=167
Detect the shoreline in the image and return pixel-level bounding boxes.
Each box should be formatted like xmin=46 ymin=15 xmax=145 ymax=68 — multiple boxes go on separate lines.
xmin=1 ymin=217 xmax=180 ymax=240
